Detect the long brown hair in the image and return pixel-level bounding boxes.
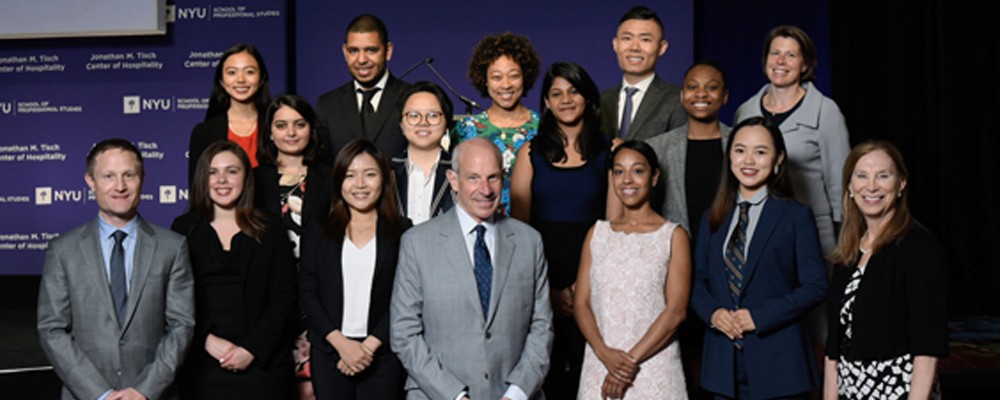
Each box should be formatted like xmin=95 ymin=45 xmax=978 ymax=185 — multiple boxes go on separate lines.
xmin=189 ymin=141 xmax=265 ymax=240
xmin=325 ymin=139 xmax=405 ymax=244
xmin=830 ymin=140 xmax=913 ymax=266
xmin=707 ymin=117 xmax=795 ymax=231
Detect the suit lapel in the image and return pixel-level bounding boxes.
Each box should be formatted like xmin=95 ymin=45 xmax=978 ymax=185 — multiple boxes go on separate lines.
xmin=79 ymin=220 xmax=119 ymax=327
xmin=740 ymin=199 xmax=783 ymax=291
xmin=123 ymin=218 xmax=157 ymax=333
xmin=485 ymin=218 xmax=514 ymax=327
xmin=628 ymin=79 xmax=665 ymax=140
xmin=441 ymin=212 xmax=486 ymax=322
xmin=337 ymin=86 xmax=365 ymax=141
xmin=369 ymin=75 xmax=401 ymax=142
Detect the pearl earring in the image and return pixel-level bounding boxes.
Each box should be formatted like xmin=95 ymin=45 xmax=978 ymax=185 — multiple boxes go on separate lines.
xmin=849 ymin=191 xmax=854 ymax=198
xmin=773 ymin=165 xmax=779 ymax=175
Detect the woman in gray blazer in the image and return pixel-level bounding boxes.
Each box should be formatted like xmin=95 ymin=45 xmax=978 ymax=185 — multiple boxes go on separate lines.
xmin=734 ymin=25 xmax=850 ymax=256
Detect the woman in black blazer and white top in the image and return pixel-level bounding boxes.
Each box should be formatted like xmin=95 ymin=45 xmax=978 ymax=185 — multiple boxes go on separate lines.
xmin=824 ymin=141 xmax=948 ymax=400
xmin=300 ymin=139 xmax=409 ymax=399
xmin=188 ymin=43 xmax=272 ymax=183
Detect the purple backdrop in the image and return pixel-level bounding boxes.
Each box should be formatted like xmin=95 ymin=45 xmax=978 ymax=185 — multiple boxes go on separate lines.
xmin=294 ymin=1 xmax=694 ymax=113
xmin=0 ymin=0 xmax=288 ymax=274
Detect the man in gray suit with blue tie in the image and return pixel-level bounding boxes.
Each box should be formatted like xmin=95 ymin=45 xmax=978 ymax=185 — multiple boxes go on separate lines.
xmin=600 ymin=6 xmax=687 ymax=141
xmin=391 ymin=137 xmax=553 ymax=400
xmin=37 ymin=139 xmax=195 ymax=400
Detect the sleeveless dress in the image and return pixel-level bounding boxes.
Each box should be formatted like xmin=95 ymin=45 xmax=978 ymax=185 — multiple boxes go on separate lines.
xmin=578 ymin=221 xmax=687 ymax=399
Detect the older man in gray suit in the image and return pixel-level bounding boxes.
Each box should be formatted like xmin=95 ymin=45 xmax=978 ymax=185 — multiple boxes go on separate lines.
xmin=37 ymin=138 xmax=194 ymax=400
xmin=391 ymin=137 xmax=553 ymax=400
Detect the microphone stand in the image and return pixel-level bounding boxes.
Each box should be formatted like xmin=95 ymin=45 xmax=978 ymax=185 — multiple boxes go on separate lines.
xmin=423 ymin=61 xmax=482 ymax=115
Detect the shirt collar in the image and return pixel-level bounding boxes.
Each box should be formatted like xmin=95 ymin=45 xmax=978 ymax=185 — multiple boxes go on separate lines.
xmin=737 ymin=186 xmax=769 ymax=206
xmin=455 ymin=203 xmax=495 ymax=235
xmin=621 ymin=73 xmax=655 ymax=92
xmin=354 ymin=70 xmax=390 ymax=93
xmin=406 ymin=150 xmax=441 ymax=174
xmin=98 ymin=214 xmax=139 ymax=240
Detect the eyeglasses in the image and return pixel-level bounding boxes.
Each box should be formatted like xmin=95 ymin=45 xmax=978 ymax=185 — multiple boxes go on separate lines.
xmin=403 ymin=111 xmax=444 ymax=127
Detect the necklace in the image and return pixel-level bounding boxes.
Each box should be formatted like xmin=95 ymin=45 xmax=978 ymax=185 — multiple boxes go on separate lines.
xmin=859 ymin=231 xmax=872 ymax=254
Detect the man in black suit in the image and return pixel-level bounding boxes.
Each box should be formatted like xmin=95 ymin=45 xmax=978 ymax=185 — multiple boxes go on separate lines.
xmin=316 ymin=14 xmax=411 ymax=160
xmin=600 ymin=6 xmax=687 ymax=141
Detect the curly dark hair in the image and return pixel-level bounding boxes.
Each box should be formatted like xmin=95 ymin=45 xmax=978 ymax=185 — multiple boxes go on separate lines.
xmin=467 ymin=32 xmax=541 ymax=99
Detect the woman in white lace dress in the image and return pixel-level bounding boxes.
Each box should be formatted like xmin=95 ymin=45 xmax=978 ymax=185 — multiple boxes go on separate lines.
xmin=575 ymin=141 xmax=691 ymax=399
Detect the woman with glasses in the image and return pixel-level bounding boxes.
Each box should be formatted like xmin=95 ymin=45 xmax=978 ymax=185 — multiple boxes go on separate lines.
xmin=389 ymin=81 xmax=456 ymax=225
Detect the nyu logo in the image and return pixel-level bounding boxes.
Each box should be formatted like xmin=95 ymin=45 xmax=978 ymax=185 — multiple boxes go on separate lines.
xmin=159 ymin=185 xmax=176 ymax=204
xmin=123 ymin=95 xmax=173 ymax=114
xmin=35 ymin=187 xmax=51 ymax=205
xmin=177 ymin=7 xmax=208 ymax=20
xmin=0 ymin=101 xmax=11 ymax=115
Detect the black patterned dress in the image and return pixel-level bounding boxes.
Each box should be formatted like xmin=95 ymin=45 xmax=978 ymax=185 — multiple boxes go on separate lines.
xmin=836 ymin=266 xmax=940 ymax=399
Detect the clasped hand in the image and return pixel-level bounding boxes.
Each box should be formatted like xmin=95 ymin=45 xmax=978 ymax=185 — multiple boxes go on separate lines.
xmin=598 ymin=347 xmax=638 ymax=399
xmin=331 ymin=334 xmax=379 ymax=376
xmin=711 ymin=308 xmax=756 ymax=341
xmin=205 ymin=333 xmax=254 ymax=372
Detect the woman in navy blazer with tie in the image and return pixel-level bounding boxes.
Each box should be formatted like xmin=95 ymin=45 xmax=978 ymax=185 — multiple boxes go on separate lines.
xmin=691 ymin=117 xmax=827 ymax=399
xmin=299 ymin=139 xmax=410 ymax=399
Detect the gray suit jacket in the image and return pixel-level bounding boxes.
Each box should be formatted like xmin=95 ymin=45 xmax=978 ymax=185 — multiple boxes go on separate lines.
xmin=645 ymin=123 xmax=732 ymax=233
xmin=391 ymin=209 xmax=553 ymax=400
xmin=37 ymin=217 xmax=195 ymax=400
xmin=600 ymin=75 xmax=687 ymax=141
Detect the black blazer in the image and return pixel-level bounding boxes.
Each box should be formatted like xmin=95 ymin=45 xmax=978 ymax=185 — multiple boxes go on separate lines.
xmin=389 ymin=148 xmax=454 ymax=222
xmin=826 ymin=223 xmax=949 ymax=360
xmin=253 ymin=162 xmax=333 ymax=227
xmin=188 ymin=114 xmax=229 ymax=183
xmin=299 ymin=217 xmax=410 ymax=358
xmin=315 ymin=74 xmax=411 ymax=159
xmin=170 ymin=213 xmax=297 ymax=367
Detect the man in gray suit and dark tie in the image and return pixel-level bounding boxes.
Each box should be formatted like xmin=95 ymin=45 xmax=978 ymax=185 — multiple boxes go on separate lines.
xmin=391 ymin=137 xmax=553 ymax=400
xmin=37 ymin=138 xmax=195 ymax=400
xmin=600 ymin=6 xmax=688 ymax=141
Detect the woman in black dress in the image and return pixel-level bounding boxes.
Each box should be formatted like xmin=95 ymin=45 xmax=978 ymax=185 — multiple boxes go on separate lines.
xmin=172 ymin=141 xmax=296 ymax=399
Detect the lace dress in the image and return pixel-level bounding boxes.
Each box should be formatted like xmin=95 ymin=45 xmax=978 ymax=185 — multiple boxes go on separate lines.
xmin=578 ymin=221 xmax=687 ymax=399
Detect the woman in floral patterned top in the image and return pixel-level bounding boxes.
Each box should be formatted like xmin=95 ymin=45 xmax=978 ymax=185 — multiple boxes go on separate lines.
xmin=451 ymin=32 xmax=541 ymax=214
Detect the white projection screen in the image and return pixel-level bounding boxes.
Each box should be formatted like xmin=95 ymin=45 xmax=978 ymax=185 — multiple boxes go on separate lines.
xmin=0 ymin=0 xmax=165 ymax=39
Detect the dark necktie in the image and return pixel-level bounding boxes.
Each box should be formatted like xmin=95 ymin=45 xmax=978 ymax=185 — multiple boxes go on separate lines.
xmin=358 ymin=88 xmax=381 ymax=139
xmin=723 ymin=202 xmax=750 ymax=348
xmin=110 ymin=230 xmax=128 ymax=326
xmin=619 ymin=86 xmax=639 ymax=138
xmin=473 ymin=225 xmax=492 ymax=319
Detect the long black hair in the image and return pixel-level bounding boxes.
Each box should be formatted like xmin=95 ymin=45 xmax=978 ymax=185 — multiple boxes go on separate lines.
xmin=535 ymin=61 xmax=606 ymax=163
xmin=707 ymin=116 xmax=795 ymax=231
xmin=204 ymin=43 xmax=271 ymax=122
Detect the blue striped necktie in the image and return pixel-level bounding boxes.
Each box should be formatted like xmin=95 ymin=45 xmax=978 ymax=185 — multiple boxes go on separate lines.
xmin=110 ymin=230 xmax=128 ymax=326
xmin=723 ymin=202 xmax=750 ymax=348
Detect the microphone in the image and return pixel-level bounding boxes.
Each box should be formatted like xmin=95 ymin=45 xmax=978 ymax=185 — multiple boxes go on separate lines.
xmin=398 ymin=57 xmax=433 ymax=80
xmin=422 ymin=59 xmax=482 ymax=113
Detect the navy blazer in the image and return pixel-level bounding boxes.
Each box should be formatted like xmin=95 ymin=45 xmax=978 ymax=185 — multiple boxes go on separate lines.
xmin=315 ymin=74 xmax=411 ymax=159
xmin=299 ymin=217 xmax=410 ymax=358
xmin=691 ymin=197 xmax=828 ymax=399
xmin=389 ymin=149 xmax=454 ymax=223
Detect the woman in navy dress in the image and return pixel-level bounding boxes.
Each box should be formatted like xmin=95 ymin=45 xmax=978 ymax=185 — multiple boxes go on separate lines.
xmin=509 ymin=61 xmax=611 ymax=399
